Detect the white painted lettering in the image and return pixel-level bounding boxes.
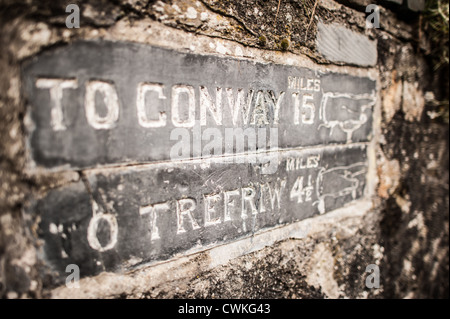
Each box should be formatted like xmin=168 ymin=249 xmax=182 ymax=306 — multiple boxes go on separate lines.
xmin=224 ymin=189 xmax=239 ymax=222
xmin=200 ymin=86 xmax=222 ymax=126
xmin=171 ymin=85 xmax=195 ymax=127
xmin=241 ymin=187 xmax=257 ymax=219
xmin=136 ymin=82 xmax=167 ymax=128
xmin=176 ymin=198 xmax=200 ymax=234
xmin=139 ymin=202 xmax=170 ymax=240
xmin=85 ymin=80 xmax=120 ymax=129
xmin=35 ymin=78 xmax=78 ymax=131
xmin=204 ymin=193 xmax=222 ymax=226
xmin=225 ymin=88 xmax=254 ymax=125
xmin=268 ymin=91 xmax=285 ymax=124
xmin=87 ymin=201 xmax=118 ymax=252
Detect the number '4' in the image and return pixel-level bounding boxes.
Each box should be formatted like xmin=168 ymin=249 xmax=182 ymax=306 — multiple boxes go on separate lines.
xmin=290 ymin=175 xmax=313 ymax=203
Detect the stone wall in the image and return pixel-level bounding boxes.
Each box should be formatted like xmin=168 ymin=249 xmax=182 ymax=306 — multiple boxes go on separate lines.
xmin=0 ymin=0 xmax=448 ymax=298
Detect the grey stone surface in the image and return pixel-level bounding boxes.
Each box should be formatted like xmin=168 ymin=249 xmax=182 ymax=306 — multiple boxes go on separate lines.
xmin=335 ymin=0 xmax=374 ymax=10
xmin=31 ymin=144 xmax=368 ymax=284
xmin=406 ymin=0 xmax=425 ymax=12
xmin=22 ymin=40 xmax=376 ymax=171
xmin=316 ymin=22 xmax=377 ymax=67
xmin=385 ymin=0 xmax=403 ymax=4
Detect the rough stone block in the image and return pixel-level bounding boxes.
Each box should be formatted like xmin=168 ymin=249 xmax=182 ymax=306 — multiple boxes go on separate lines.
xmin=406 ymin=0 xmax=425 ymax=12
xmin=316 ymin=22 xmax=377 ymax=67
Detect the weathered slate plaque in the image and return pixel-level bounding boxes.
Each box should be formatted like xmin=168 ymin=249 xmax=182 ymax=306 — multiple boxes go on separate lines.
xmin=22 ymin=40 xmax=376 ymax=170
xmin=32 ymin=145 xmax=368 ymax=282
xmin=22 ymin=41 xmax=375 ymax=284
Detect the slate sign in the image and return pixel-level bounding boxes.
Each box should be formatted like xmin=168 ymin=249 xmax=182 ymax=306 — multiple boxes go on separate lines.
xmin=22 ymin=40 xmax=375 ymax=170
xmin=22 ymin=41 xmax=375 ymax=283
xmin=34 ymin=145 xmax=368 ymax=283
